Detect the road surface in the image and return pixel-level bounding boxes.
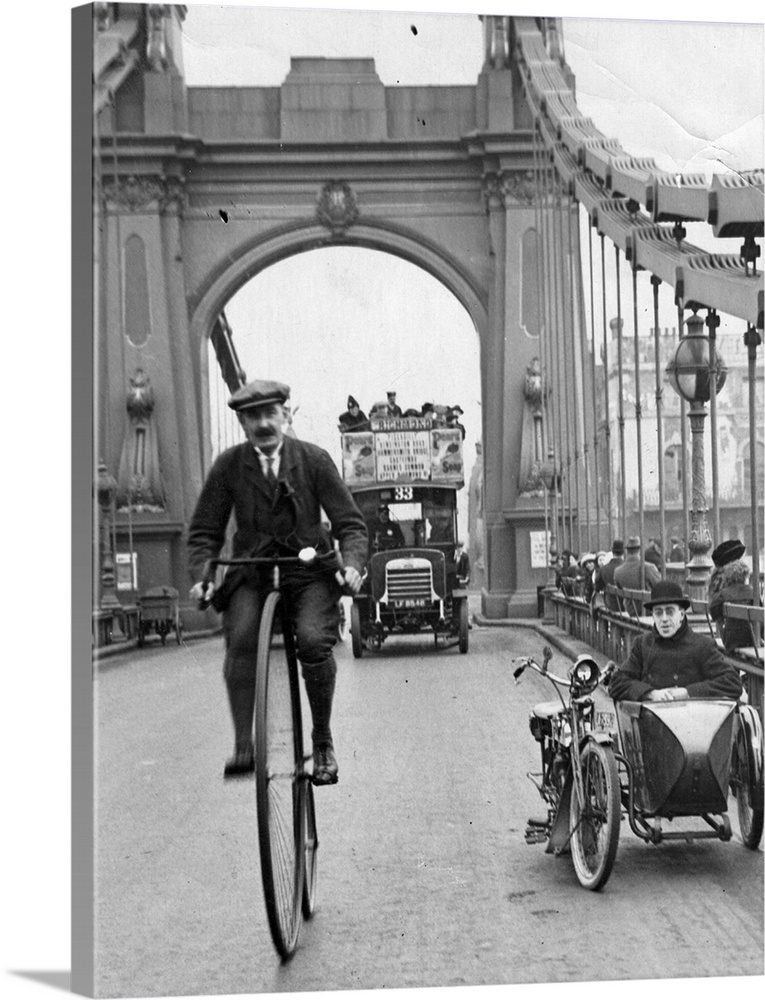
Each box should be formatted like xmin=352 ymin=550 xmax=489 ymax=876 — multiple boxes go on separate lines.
xmin=94 ymin=620 xmax=763 ymax=996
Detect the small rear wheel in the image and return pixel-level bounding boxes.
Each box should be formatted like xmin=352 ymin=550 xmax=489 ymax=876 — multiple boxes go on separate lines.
xmin=337 ymin=600 xmax=348 ymax=642
xmin=570 ymin=741 xmax=620 ymax=891
xmin=255 ymin=591 xmax=305 ymax=959
xmin=731 ymin=706 xmax=764 ymax=850
xmin=302 ymin=780 xmax=318 ymax=918
xmin=458 ymin=599 xmax=469 ymax=654
xmin=350 ymin=602 xmax=363 ymax=659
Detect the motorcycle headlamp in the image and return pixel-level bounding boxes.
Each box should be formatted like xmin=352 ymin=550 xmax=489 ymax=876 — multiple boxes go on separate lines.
xmin=569 ymin=656 xmax=600 ymax=694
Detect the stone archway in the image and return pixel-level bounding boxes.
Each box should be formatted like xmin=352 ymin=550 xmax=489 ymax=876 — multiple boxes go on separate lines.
xmin=189 ymin=221 xmax=489 ymax=476
xmin=96 ymin=8 xmax=560 ymax=618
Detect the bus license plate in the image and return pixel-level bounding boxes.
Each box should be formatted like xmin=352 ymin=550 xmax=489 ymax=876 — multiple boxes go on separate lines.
xmin=396 ymin=599 xmax=427 ymax=608
xmin=594 ymin=711 xmax=616 ymax=732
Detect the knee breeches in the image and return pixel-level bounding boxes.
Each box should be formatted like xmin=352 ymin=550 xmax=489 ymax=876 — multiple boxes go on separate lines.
xmin=223 ymin=578 xmax=339 ymax=686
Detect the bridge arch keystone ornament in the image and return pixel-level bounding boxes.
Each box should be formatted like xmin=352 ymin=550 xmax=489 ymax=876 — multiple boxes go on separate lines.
xmin=316 ymin=180 xmax=359 ymax=236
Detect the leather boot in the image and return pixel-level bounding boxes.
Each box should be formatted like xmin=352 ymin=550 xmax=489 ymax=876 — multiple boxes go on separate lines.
xmin=223 ymin=681 xmax=255 ymax=778
xmin=302 ymin=659 xmax=339 ymax=785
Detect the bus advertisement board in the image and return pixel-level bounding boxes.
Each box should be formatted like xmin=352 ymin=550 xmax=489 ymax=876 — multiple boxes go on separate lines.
xmin=341 ymin=427 xmax=463 ymax=487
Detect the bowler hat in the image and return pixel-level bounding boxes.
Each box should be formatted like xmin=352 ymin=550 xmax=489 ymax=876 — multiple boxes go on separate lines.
xmin=611 ymin=540 xmax=624 ymax=556
xmin=625 ymin=536 xmax=641 ymax=551
xmin=643 ymin=580 xmax=691 ymax=611
xmin=711 ymin=539 xmax=746 ymax=568
xmin=229 ymin=379 xmax=290 ymax=412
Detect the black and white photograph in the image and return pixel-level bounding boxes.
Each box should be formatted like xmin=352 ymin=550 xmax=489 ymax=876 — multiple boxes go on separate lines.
xmin=10 ymin=1 xmax=764 ymax=998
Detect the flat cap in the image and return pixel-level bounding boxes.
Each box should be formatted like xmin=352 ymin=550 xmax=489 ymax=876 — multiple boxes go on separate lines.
xmin=228 ymin=379 xmax=290 ymax=412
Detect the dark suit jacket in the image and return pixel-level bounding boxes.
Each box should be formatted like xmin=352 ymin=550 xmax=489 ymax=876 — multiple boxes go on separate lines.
xmin=593 ymin=557 xmax=623 ymax=610
xmin=187 ymin=436 xmax=368 ymax=605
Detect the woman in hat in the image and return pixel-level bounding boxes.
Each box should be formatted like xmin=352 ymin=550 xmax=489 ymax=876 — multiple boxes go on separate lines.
xmin=707 ymin=539 xmax=746 ymax=608
xmin=609 ymin=580 xmax=743 ymax=703
xmin=578 ymin=552 xmax=598 ymax=604
xmin=709 ymin=557 xmax=755 ymax=652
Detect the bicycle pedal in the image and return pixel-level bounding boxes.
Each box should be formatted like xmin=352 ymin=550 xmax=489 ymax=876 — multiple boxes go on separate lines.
xmin=524 ymin=828 xmax=548 ymax=844
xmin=311 ymin=772 xmax=339 ymax=786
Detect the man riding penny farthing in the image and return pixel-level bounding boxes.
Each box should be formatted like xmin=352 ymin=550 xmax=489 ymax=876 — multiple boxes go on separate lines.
xmin=187 ymin=378 xmax=367 ymax=958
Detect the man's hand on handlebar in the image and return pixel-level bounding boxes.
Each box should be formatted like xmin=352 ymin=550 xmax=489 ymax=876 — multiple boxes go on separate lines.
xmin=190 ymin=581 xmax=216 ymax=606
xmin=342 ymin=566 xmax=363 ymax=594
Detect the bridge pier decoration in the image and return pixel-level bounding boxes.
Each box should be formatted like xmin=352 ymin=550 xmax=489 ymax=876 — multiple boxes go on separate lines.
xmin=93 ymin=9 xmax=762 ymax=630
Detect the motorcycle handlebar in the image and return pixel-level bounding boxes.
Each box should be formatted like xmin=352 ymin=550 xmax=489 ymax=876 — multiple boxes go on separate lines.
xmin=511 ymin=655 xmax=572 ymax=689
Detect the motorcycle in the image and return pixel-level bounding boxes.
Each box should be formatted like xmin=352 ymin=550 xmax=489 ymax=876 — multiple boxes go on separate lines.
xmin=514 ymin=647 xmax=764 ymax=893
xmin=513 ymin=646 xmax=621 ymax=891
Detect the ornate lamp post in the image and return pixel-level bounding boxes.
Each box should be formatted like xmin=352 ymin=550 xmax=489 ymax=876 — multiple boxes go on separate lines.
xmin=96 ymin=459 xmax=122 ymax=612
xmin=665 ymin=313 xmax=727 ymax=598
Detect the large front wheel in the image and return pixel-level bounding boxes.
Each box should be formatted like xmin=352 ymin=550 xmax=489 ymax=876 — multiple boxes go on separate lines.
xmin=255 ymin=591 xmax=305 ymax=960
xmin=570 ymin=741 xmax=621 ymax=891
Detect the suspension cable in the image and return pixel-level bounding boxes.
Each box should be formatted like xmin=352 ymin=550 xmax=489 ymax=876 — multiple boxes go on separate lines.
xmin=555 ymin=174 xmax=574 ymax=550
xmin=567 ymin=191 xmax=583 ymax=555
xmin=631 ymin=261 xmax=645 ymax=580
xmin=614 ymin=247 xmax=627 ymax=545
xmin=587 ymin=219 xmax=602 ymax=551
xmin=533 ymin=124 xmax=548 ymax=458
xmin=600 ymin=233 xmax=614 ymax=544
xmin=651 ymin=276 xmax=667 ymax=575
xmin=677 ymin=303 xmax=691 ymax=561
xmin=706 ymin=309 xmax=721 ymax=543
xmin=541 ymin=152 xmax=560 ymax=560
xmin=550 ymin=167 xmax=565 ymax=551
xmin=744 ymin=324 xmax=762 ymax=606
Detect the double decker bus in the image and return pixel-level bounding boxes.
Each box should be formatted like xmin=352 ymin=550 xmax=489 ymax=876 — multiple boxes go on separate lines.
xmin=340 ymin=413 xmax=469 ymax=655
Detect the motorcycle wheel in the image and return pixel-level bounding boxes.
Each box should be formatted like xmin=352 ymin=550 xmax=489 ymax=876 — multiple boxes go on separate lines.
xmin=569 ymin=741 xmax=620 ymax=891
xmin=732 ymin=706 xmax=764 ymax=850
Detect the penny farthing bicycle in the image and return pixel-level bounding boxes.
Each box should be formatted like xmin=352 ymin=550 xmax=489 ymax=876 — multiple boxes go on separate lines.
xmin=202 ymin=546 xmax=345 ymax=959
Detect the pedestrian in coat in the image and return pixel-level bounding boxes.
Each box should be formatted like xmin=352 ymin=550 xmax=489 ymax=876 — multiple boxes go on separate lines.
xmin=613 ymin=536 xmax=661 ymax=608
xmin=593 ymin=539 xmax=625 ymax=611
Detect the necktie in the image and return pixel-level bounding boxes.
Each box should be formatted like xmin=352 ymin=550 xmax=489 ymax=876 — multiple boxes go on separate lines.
xmin=265 ymin=456 xmax=277 ymax=492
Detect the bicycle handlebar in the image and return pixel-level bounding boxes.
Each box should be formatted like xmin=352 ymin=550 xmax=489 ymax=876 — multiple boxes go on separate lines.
xmin=198 ymin=547 xmax=349 ymax=609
